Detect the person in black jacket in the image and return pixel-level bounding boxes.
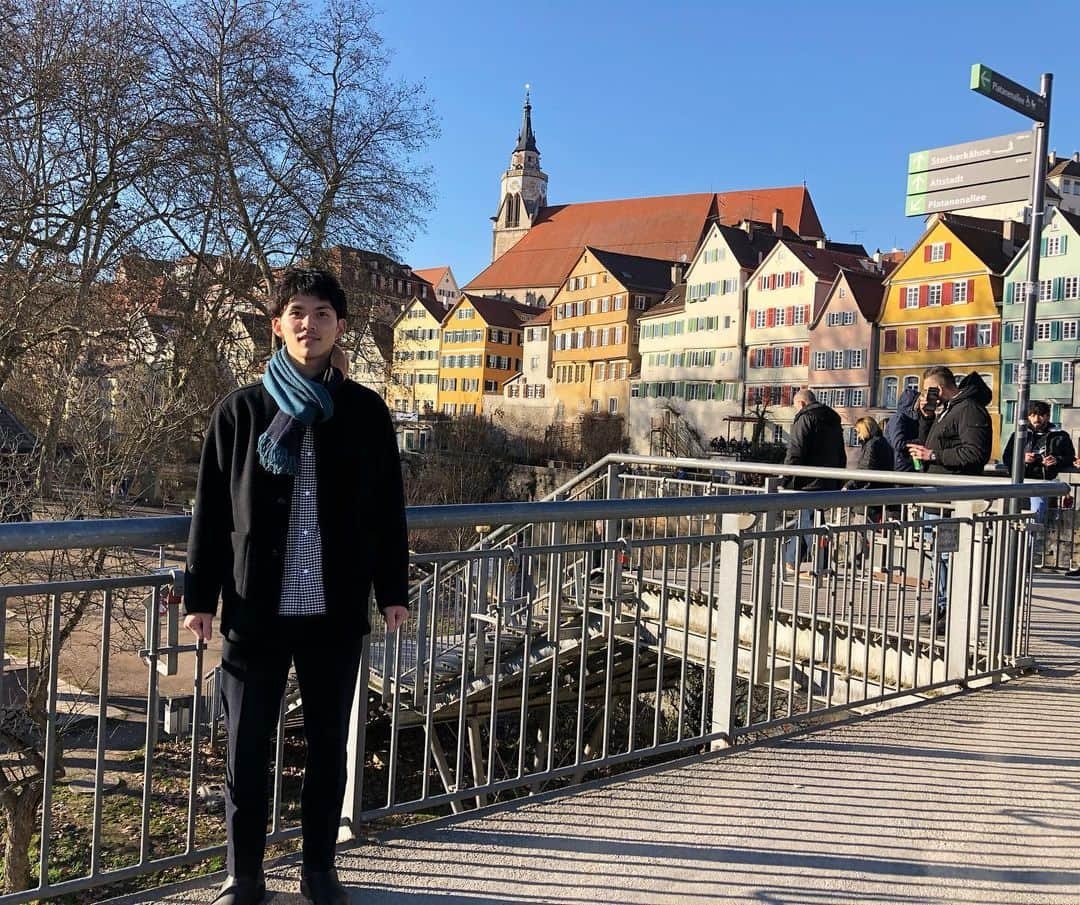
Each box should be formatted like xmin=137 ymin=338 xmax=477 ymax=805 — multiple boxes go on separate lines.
xmin=184 ymin=268 xmax=409 ymax=905
xmin=907 ymin=367 xmax=993 ymax=475
xmin=782 ymin=389 xmax=846 ymax=572
xmin=907 ymin=367 xmax=992 ymax=627
xmin=1002 ymin=400 xmax=1075 ymax=523
xmin=844 ymin=417 xmax=894 ymax=563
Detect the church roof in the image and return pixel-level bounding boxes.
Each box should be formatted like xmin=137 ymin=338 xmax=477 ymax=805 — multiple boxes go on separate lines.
xmin=515 ymin=93 xmax=538 ymax=153
xmin=465 ymin=187 xmax=824 ymax=292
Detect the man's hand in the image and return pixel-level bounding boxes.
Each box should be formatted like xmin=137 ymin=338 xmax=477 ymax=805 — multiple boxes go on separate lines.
xmin=1025 ymin=451 xmax=1037 ymax=464
xmin=183 ymin=613 xmax=214 ymax=643
xmin=1043 ymin=454 xmax=1058 ymax=468
xmin=383 ymin=605 xmax=408 ymax=632
xmin=907 ymin=443 xmax=933 ymax=462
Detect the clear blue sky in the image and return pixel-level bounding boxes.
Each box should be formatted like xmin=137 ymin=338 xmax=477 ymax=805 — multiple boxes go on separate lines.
xmin=377 ymin=1 xmax=1079 ymax=286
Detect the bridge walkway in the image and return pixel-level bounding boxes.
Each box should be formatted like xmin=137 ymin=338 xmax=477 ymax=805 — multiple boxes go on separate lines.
xmin=129 ymin=573 xmax=1080 ymax=904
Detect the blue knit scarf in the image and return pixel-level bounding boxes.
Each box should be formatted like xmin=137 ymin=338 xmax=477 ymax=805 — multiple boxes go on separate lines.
xmin=257 ymin=349 xmax=342 ymax=475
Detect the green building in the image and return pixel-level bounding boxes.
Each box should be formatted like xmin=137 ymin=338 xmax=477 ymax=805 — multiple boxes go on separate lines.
xmin=1000 ymin=207 xmax=1080 ymax=437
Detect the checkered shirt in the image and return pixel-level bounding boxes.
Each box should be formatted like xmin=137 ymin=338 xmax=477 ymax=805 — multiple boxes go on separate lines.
xmin=278 ymin=428 xmax=327 ymax=616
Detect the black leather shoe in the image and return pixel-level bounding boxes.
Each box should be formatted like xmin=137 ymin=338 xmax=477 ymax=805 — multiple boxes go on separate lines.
xmin=211 ymin=873 xmax=266 ymax=905
xmin=301 ymin=868 xmax=349 ymax=905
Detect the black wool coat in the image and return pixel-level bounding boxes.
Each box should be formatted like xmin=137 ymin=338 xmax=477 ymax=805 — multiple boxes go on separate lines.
xmin=183 ymin=379 xmax=409 ymax=640
xmin=782 ymin=402 xmax=847 ymax=491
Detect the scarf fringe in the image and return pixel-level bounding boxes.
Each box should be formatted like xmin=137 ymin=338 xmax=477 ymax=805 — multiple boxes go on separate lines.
xmin=257 ymin=431 xmax=300 ymax=475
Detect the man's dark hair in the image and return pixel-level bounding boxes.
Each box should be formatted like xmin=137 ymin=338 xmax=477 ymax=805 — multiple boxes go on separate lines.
xmin=272 ymin=267 xmax=348 ymax=319
xmin=1028 ymin=400 xmax=1051 ymax=417
xmin=922 ymin=365 xmax=956 ymax=388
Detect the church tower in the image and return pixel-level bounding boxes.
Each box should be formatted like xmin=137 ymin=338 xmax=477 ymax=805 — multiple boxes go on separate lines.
xmin=491 ymin=89 xmax=549 ymax=262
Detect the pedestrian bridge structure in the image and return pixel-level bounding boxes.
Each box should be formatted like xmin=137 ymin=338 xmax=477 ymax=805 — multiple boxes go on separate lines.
xmin=0 ymin=455 xmax=1077 ymax=904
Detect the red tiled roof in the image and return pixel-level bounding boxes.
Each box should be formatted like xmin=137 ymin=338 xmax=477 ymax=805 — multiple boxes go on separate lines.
xmin=413 ymin=266 xmax=451 ymax=288
xmin=523 ymin=307 xmax=552 ymax=326
xmin=810 ymin=268 xmax=887 ymax=328
xmin=465 ymin=187 xmax=824 ymax=292
xmin=639 ymin=283 xmax=686 ymax=319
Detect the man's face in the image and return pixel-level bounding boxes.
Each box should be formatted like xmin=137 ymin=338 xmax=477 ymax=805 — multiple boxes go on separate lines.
xmin=272 ymin=294 xmax=346 ymax=367
xmin=1028 ymin=411 xmax=1050 ymax=431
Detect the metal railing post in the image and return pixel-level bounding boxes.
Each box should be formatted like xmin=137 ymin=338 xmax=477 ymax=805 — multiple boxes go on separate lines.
xmin=342 ymin=634 xmax=371 ymax=836
xmin=604 ymin=462 xmax=622 ymax=600
xmin=754 ymin=477 xmax=781 ymax=684
xmin=710 ymin=514 xmax=744 ymax=749
xmin=946 ymin=502 xmax=983 ymax=682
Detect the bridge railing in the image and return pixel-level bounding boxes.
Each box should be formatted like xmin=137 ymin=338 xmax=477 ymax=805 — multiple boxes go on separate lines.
xmin=0 ymin=463 xmax=1061 ymax=904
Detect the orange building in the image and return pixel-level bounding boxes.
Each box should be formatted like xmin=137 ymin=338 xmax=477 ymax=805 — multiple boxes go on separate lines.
xmin=437 ymin=293 xmax=543 ymax=416
xmin=550 ymin=247 xmax=675 ymax=419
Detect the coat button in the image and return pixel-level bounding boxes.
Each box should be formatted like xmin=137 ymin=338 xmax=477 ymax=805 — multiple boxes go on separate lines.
xmin=271 ymin=548 xmax=281 ymax=557
xmin=276 ymin=497 xmax=287 ymax=505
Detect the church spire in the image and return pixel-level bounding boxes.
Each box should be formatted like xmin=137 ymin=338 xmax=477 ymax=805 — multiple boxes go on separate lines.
xmin=514 ymin=85 xmax=537 ymax=153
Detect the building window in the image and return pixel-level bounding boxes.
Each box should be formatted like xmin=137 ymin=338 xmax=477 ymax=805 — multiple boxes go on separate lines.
xmin=831 ymin=350 xmax=844 ymax=368
xmin=1065 ymin=276 xmax=1080 ymax=299
xmin=1039 ymin=279 xmax=1054 ymax=300
xmin=456 ymin=308 xmax=473 ymax=319
xmin=976 ymin=323 xmax=992 ymax=347
xmin=883 ymin=329 xmax=897 ymax=353
xmin=953 ymin=281 xmax=968 ymax=304
xmin=843 ymin=311 xmax=856 ymax=325
xmin=850 ymin=349 xmax=865 ymax=369
xmin=1064 ymin=320 xmax=1078 ymax=341
xmin=773 ymin=347 xmax=784 ymax=368
xmin=851 ymin=388 xmax=866 ymax=407
xmin=754 ymin=309 xmax=767 ymax=328
xmin=1036 ymin=321 xmax=1052 ymax=341
xmin=608 ymin=397 xmax=618 ymax=414
xmin=904 ymin=286 xmax=920 ymax=308
xmin=1036 ymin=362 xmax=1052 ymax=383
xmin=905 ymin=327 xmax=919 ymax=352
xmin=792 ymin=305 xmax=806 ymax=326
xmin=928 ymin=284 xmax=942 ymax=306
xmin=775 ymin=307 xmax=787 ymax=326
xmin=929 ymin=242 xmax=946 ymax=262
xmin=950 ymin=325 xmax=966 ymax=348
xmin=1065 ymin=362 xmax=1075 ymax=384
xmin=882 ymin=377 xmax=898 ymax=410
xmin=1046 ymin=235 xmax=1064 ymax=256
xmin=904 ymin=375 xmax=920 ymax=394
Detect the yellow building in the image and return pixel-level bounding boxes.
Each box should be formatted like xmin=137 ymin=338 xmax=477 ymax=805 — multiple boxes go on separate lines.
xmin=550 ymin=247 xmax=675 ymax=419
xmin=877 ymin=214 xmax=1025 ymax=455
xmin=387 ymin=295 xmax=448 ymax=415
xmin=437 ymin=293 xmax=543 ymax=416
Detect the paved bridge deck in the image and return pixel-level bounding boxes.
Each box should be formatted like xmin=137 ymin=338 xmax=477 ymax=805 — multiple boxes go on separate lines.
xmin=127 ymin=574 xmax=1080 ymax=905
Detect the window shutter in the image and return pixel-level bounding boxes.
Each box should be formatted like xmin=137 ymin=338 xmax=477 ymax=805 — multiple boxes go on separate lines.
xmin=991 ymin=320 xmax=1000 ymax=346
xmin=804 ymin=305 xmax=810 ymax=322
xmin=781 ymin=386 xmax=792 ymax=406
xmin=967 ymin=279 xmax=975 ymax=301
xmin=944 ymin=328 xmax=953 ymax=349
xmin=1041 ymin=238 xmax=1049 ymax=257
xmin=1062 ymin=235 xmax=1068 ymax=254
xmin=1005 ymin=281 xmax=1015 ymax=304
xmin=927 ymin=326 xmax=941 ymax=350
xmin=967 ymin=323 xmax=977 ymax=346
xmin=919 ymin=285 xmax=929 ymax=307
xmin=906 ymin=327 xmax=919 ymax=351
xmin=943 ymin=282 xmax=954 ymax=305
xmin=943 ymin=242 xmax=952 ymax=261
xmin=1004 ymin=362 xmax=1013 ymax=384
xmin=758 ymin=276 xmax=764 ymax=290
xmin=1052 ymin=320 xmax=1062 ymax=341
xmin=1054 ymin=277 xmax=1064 ymax=301
xmin=784 ymin=346 xmax=793 ymax=367
xmin=924 ymin=246 xmax=933 ymax=263
xmin=884 ymin=329 xmax=897 ymax=353
xmin=1052 ymin=361 xmax=1063 ymax=383
xmin=787 ymin=306 xmax=795 ymax=323
xmin=767 ymin=308 xmax=775 ymax=327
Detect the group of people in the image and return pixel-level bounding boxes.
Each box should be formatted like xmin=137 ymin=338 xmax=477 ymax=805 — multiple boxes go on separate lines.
xmin=709 ymin=436 xmax=752 ymax=455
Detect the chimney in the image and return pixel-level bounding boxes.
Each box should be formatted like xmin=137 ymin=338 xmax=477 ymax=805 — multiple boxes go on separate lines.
xmin=1002 ymin=219 xmax=1016 ymax=256
xmin=1073 ymin=151 xmax=1079 ymax=163
xmin=1049 ymin=150 xmax=1058 ymax=166
xmin=671 ymin=261 xmax=686 ymax=285
xmin=741 ymin=218 xmax=753 ymax=236
xmin=815 ymin=238 xmax=827 ymax=249
xmin=772 ymin=208 xmax=784 ymax=237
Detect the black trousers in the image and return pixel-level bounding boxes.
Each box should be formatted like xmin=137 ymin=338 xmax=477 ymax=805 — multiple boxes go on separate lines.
xmin=219 ymin=616 xmax=363 ymax=877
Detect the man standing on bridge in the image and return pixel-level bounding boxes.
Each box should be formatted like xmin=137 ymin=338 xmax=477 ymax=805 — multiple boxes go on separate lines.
xmin=183 ymin=267 xmax=409 ymax=905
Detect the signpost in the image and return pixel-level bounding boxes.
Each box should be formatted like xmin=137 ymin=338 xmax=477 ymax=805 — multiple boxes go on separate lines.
xmin=969 ymin=64 xmax=1052 ymax=663
xmin=905 ymin=66 xmax=1053 ymax=661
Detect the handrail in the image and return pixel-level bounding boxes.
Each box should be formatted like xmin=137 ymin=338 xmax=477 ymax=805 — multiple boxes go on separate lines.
xmin=0 ymin=479 xmax=1066 ymax=552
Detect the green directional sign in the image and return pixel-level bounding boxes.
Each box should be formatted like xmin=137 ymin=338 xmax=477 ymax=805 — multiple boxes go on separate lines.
xmin=905 ymin=154 xmax=1031 ymax=195
xmin=905 ymin=177 xmax=1029 ymax=217
xmin=970 ymin=63 xmax=1047 ymax=121
xmin=907 ymin=132 xmax=1032 ymax=174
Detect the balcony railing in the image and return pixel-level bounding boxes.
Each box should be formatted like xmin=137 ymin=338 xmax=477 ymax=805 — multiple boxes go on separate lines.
xmin=0 ymin=456 xmax=1062 ymax=903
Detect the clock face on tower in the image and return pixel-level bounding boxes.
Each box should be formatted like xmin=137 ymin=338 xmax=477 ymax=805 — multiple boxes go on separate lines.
xmin=506 ymin=177 xmax=521 ymax=192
